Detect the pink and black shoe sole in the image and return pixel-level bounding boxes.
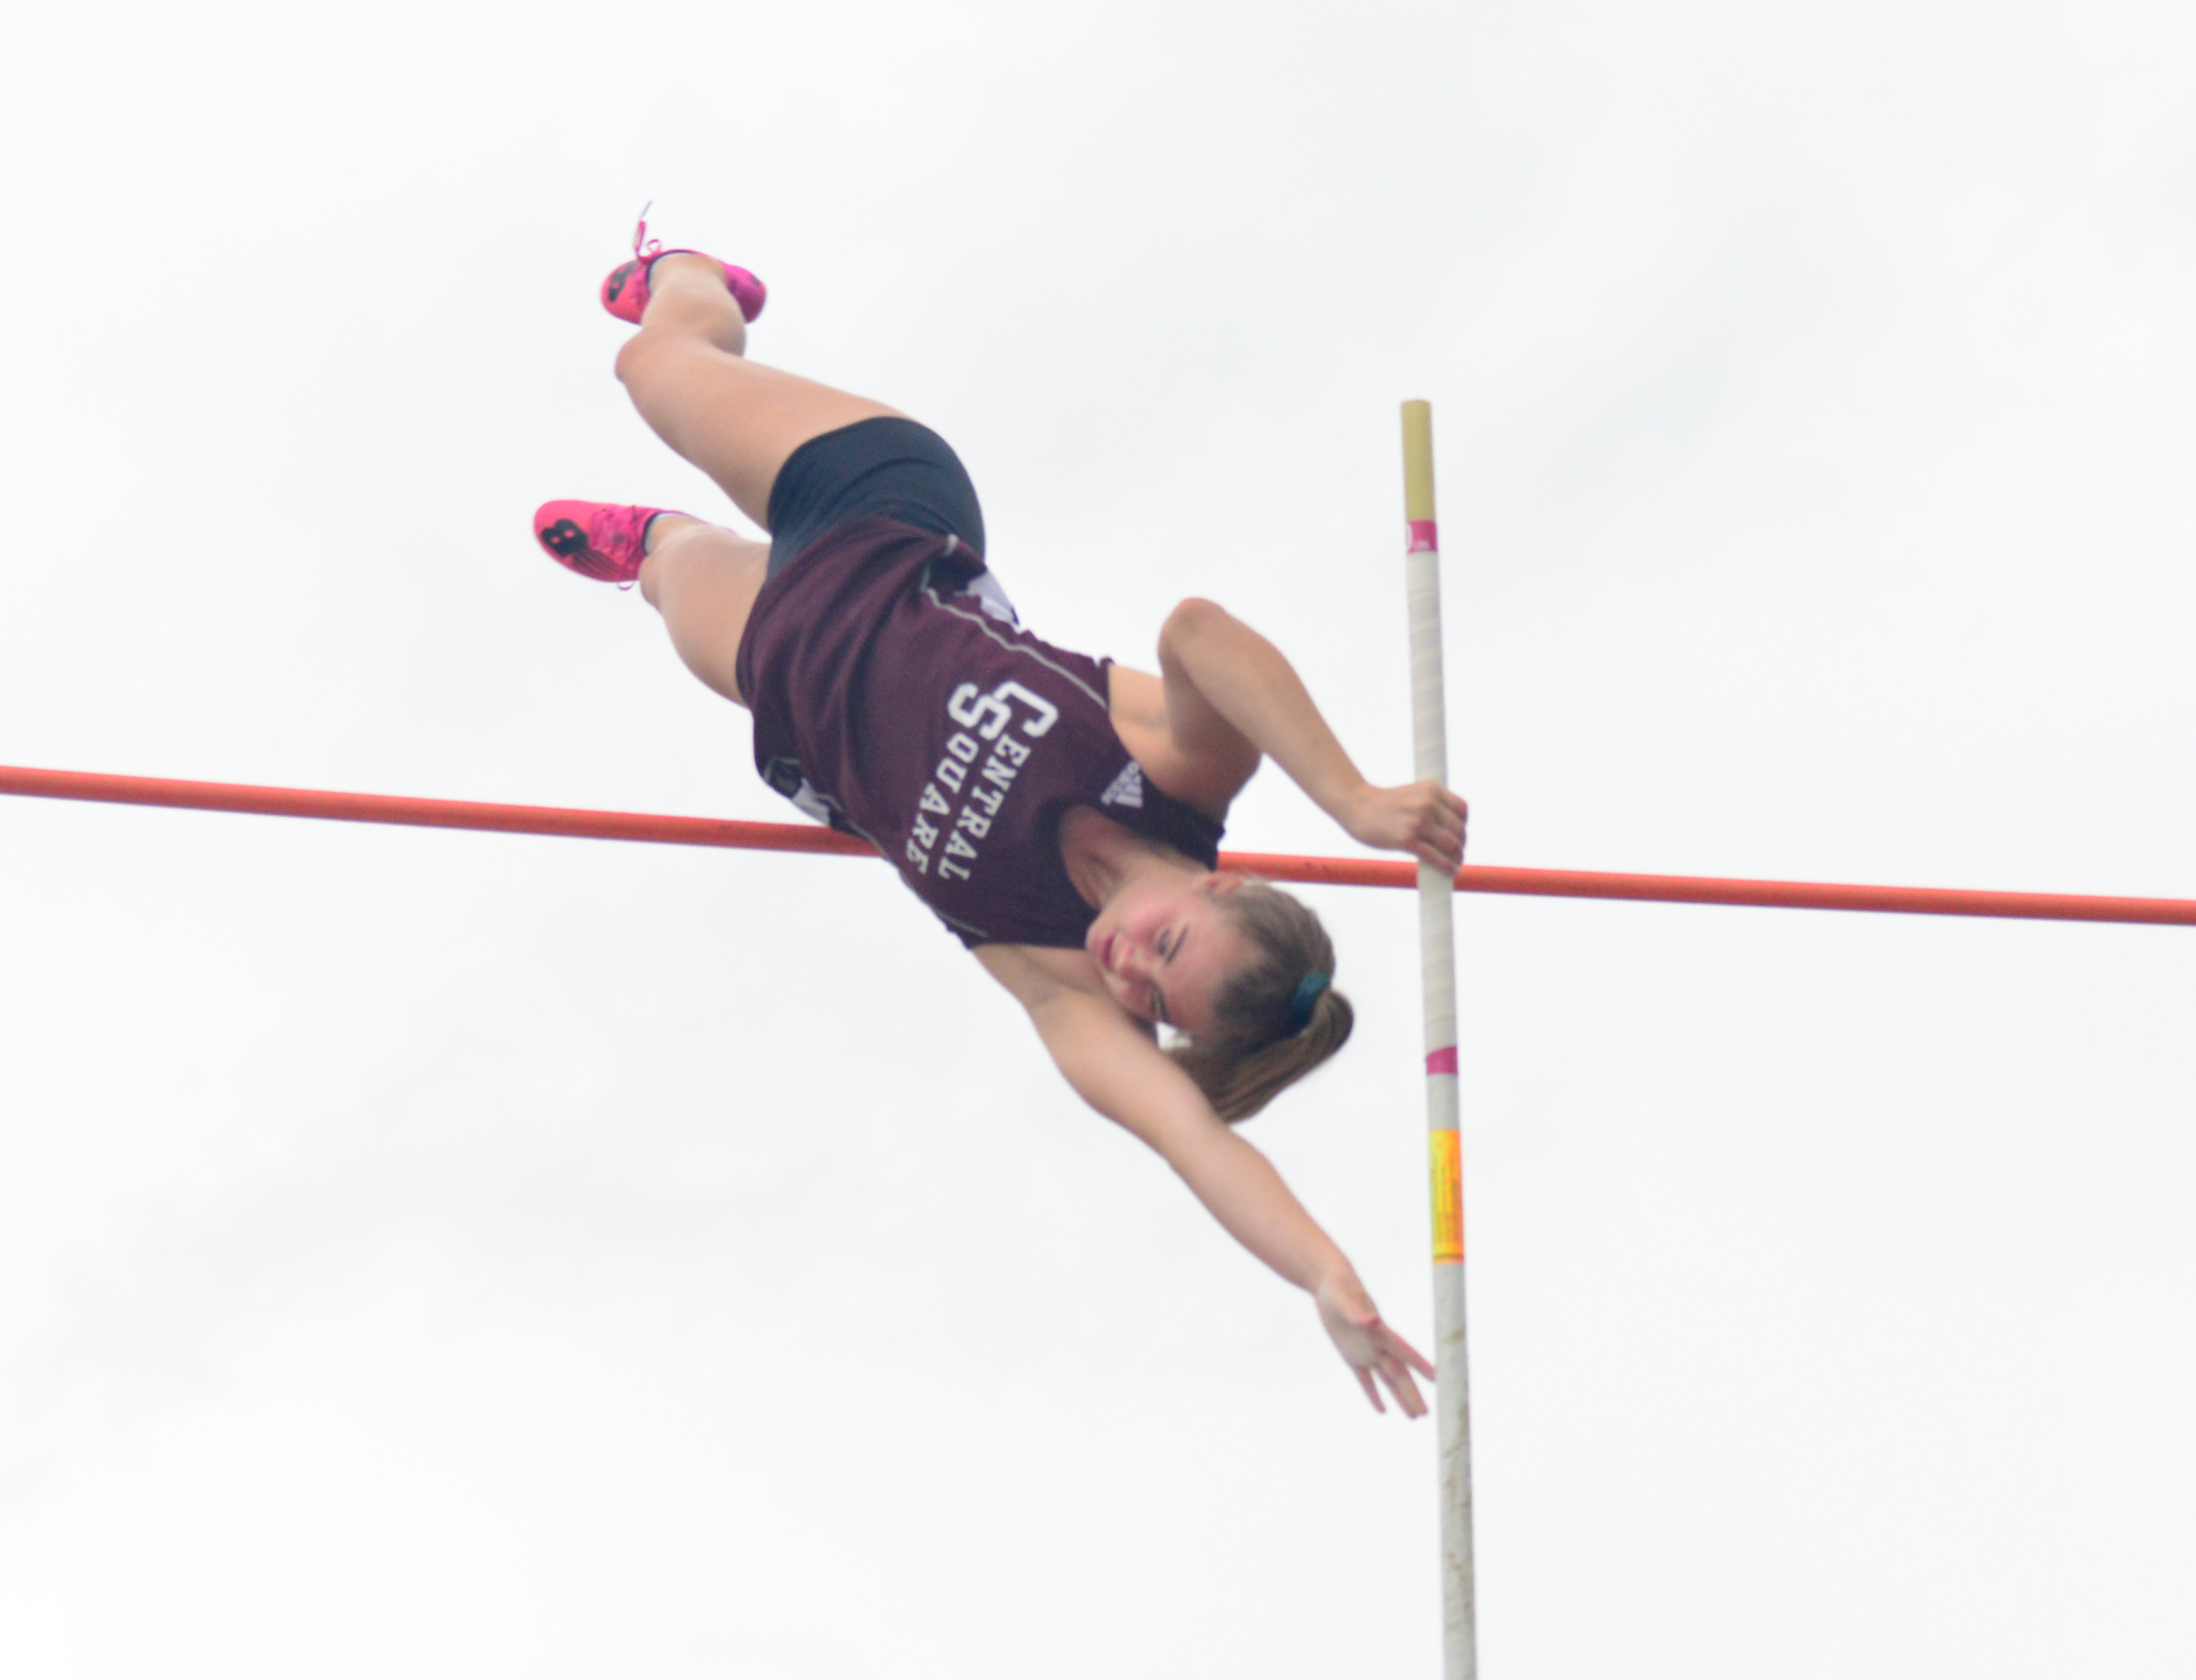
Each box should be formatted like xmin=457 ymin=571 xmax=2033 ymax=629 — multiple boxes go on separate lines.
xmin=600 ymin=253 xmax=767 ymax=326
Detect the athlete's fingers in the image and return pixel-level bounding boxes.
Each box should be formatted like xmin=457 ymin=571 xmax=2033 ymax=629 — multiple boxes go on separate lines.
xmin=1432 ymin=790 xmax=1469 ymax=841
xmin=1382 ymin=1363 xmax=1429 ymax=1418
xmin=1356 ymin=1367 xmax=1386 ymax=1413
xmin=1385 ymin=1328 xmax=1437 ymax=1382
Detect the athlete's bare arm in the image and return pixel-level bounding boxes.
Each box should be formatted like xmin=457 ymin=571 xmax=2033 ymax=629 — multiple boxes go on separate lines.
xmin=1109 ymin=599 xmax=1467 ymax=871
xmin=975 ymin=943 xmax=1434 ymax=1416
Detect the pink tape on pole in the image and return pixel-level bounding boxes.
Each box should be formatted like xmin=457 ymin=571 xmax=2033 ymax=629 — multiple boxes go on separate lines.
xmin=1425 ymin=1046 xmax=1458 ymax=1076
xmin=1407 ymin=519 xmax=1439 ymax=554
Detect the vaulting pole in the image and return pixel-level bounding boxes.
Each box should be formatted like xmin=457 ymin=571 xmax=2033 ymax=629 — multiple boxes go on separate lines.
xmin=1403 ymin=400 xmax=1476 ymax=1679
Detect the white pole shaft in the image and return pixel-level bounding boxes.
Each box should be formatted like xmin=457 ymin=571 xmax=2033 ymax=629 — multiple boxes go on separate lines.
xmin=1403 ymin=399 xmax=1477 ymax=1680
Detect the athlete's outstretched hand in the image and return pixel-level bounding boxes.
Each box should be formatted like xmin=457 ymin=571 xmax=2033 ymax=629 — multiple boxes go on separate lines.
xmin=1315 ymin=1271 xmax=1436 ymax=1417
xmin=1340 ymin=780 xmax=1469 ymax=874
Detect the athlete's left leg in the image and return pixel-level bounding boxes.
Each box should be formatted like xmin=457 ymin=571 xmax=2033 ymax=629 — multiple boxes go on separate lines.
xmin=616 ymin=256 xmax=901 ymax=530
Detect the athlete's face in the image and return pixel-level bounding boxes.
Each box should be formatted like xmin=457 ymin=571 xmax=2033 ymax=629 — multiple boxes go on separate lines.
xmin=1085 ymin=873 xmax=1254 ymax=1037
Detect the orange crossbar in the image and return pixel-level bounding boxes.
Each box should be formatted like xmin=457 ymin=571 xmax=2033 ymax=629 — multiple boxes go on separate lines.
xmin=6 ymin=762 xmax=2194 ymax=927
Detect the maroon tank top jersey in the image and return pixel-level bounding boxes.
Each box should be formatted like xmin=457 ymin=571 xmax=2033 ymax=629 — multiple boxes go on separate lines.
xmin=733 ymin=516 xmax=1224 ymax=948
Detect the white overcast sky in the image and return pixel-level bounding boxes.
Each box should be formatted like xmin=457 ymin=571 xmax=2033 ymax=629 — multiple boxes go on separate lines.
xmin=3 ymin=1 xmax=2193 ymax=1676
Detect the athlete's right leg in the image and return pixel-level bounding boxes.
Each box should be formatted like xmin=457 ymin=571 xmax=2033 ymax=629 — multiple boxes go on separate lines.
xmin=614 ymin=254 xmax=900 ymax=530
xmin=636 ymin=515 xmax=770 ymax=708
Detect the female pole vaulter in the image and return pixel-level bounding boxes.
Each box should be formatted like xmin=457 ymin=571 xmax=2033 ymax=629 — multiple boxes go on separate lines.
xmin=533 ymin=221 xmax=1467 ymax=1415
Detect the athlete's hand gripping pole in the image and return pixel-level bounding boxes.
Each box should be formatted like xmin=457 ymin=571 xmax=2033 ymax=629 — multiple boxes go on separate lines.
xmin=1404 ymin=400 xmax=1478 ymax=1680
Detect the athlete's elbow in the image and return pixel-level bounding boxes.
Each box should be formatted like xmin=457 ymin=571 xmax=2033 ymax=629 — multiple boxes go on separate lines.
xmin=1162 ymin=596 xmax=1235 ymax=650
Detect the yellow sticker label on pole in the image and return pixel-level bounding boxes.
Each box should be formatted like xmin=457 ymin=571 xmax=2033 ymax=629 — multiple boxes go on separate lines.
xmin=1430 ymin=1129 xmax=1463 ymax=1263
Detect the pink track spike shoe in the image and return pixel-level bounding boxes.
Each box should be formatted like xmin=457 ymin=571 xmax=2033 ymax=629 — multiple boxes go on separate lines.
xmin=600 ymin=209 xmax=767 ymax=325
xmin=533 ymin=499 xmax=687 ymax=585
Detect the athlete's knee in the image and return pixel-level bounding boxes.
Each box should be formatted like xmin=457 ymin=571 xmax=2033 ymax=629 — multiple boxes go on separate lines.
xmin=613 ymin=327 xmax=671 ymax=389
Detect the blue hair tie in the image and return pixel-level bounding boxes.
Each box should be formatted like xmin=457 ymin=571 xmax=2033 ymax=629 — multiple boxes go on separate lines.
xmin=1289 ymin=971 xmax=1331 ymax=1031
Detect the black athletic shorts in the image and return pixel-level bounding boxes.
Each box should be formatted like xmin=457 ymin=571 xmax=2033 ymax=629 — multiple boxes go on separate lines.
xmin=765 ymin=416 xmax=986 ymax=576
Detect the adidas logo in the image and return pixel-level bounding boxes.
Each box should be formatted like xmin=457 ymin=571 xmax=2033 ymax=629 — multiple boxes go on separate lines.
xmin=1100 ymin=762 xmax=1144 ymax=809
